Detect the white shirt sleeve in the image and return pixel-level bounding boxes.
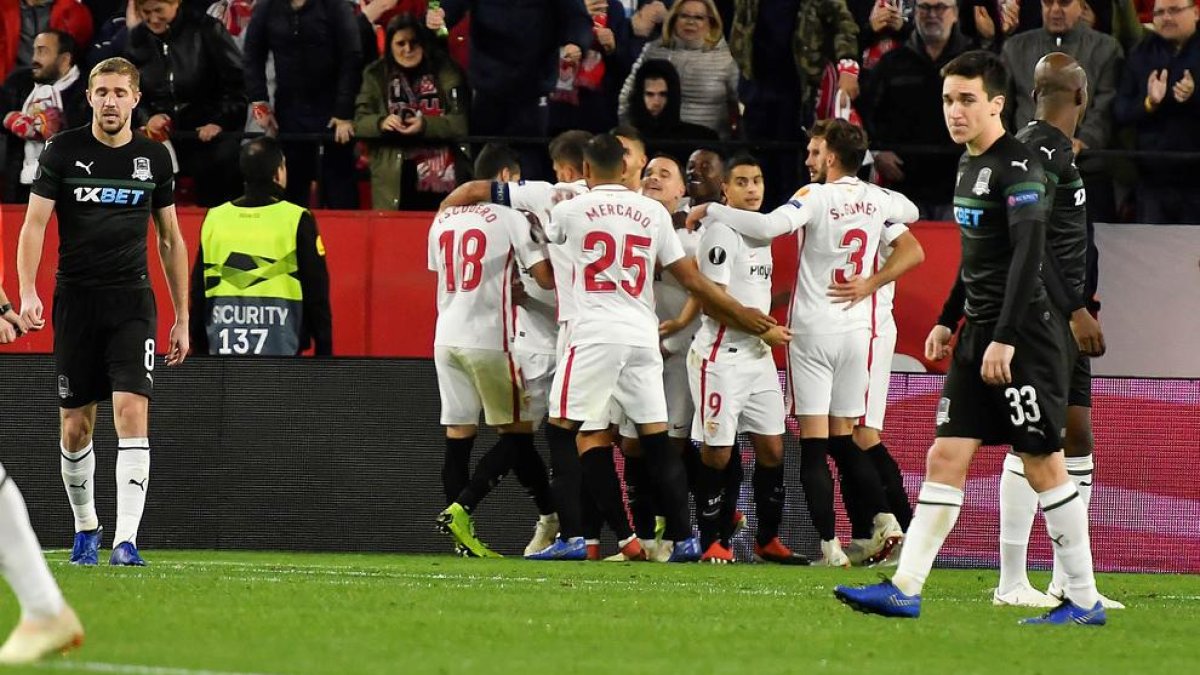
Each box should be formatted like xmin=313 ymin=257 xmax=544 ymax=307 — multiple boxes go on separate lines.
xmin=881 ymin=220 xmax=910 ymax=247
xmin=427 ymin=222 xmax=440 ymax=272
xmin=505 ymin=209 xmax=547 ymax=270
xmin=656 ymin=218 xmax=686 ymax=268
xmin=697 ymin=223 xmax=740 ymax=286
xmin=884 ymin=188 xmax=920 ymax=225
xmin=708 ymin=186 xmax=816 ymax=239
xmin=545 ymin=200 xmax=571 ymax=245
xmin=496 ymin=180 xmax=551 ymax=213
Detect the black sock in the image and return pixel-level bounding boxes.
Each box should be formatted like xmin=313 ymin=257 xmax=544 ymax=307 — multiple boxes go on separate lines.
xmin=457 ymin=438 xmax=515 ymax=511
xmin=753 ymin=463 xmax=785 ymax=546
xmin=682 ymin=441 xmax=700 ymax=493
xmin=546 ymin=424 xmax=583 ymax=538
xmin=623 ymin=455 xmax=658 ymax=540
xmin=719 ymin=445 xmax=744 ymax=542
xmin=867 ymin=442 xmax=912 ymax=530
xmin=641 ymin=431 xmax=691 ymax=541
xmin=581 ymin=473 xmax=604 ymax=540
xmin=442 ymin=436 xmax=474 ymax=506
xmin=799 ymin=438 xmax=836 ymax=541
xmin=579 ymin=446 xmax=633 ymax=541
xmin=829 ymin=435 xmax=886 ymax=540
xmin=508 ymin=432 xmax=554 ymax=516
xmin=695 ymin=459 xmax=726 ymax=549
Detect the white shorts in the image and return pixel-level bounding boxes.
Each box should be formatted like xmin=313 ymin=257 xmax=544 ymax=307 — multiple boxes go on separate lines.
xmin=687 ymin=349 xmax=785 ymax=447
xmin=514 ymin=350 xmax=555 ymax=427
xmin=549 ymin=343 xmax=667 ymax=425
xmin=435 ymin=346 xmax=529 ymax=426
xmin=862 ymin=331 xmax=896 ymax=430
xmin=618 ymin=350 xmax=695 ymax=439
xmin=788 ymin=329 xmax=872 ymax=418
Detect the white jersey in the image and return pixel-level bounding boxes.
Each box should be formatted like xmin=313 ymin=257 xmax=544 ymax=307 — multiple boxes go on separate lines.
xmin=871 ymin=220 xmax=909 ymax=336
xmin=656 ymin=225 xmax=702 ymax=355
xmin=546 ymin=184 xmax=685 ymax=349
xmin=498 ymin=179 xmax=589 ymax=326
xmin=691 ymin=221 xmax=773 ymax=362
xmin=709 ymin=177 xmax=917 ymax=336
xmin=428 ymin=204 xmax=544 ymax=350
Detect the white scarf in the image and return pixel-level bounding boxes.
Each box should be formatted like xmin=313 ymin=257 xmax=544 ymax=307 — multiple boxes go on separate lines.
xmin=21 ymin=65 xmax=81 ymax=184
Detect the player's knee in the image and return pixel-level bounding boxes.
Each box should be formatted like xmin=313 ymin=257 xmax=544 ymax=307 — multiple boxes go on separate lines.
xmin=853 ymin=426 xmax=880 ymax=449
xmin=112 ymin=398 xmax=148 ymax=434
xmin=925 ymin=440 xmax=972 ymax=486
xmin=753 ymin=436 xmax=784 ymax=467
xmin=60 ymin=414 xmax=93 ymax=450
xmin=445 ymin=424 xmax=477 ymax=439
xmin=700 ymin=446 xmax=731 ymax=469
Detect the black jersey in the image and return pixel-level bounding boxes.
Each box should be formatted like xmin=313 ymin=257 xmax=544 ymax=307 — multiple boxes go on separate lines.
xmin=31 ymin=125 xmax=175 ymax=289
xmin=1015 ymin=120 xmax=1087 ymax=309
xmin=950 ymin=133 xmax=1049 ymax=344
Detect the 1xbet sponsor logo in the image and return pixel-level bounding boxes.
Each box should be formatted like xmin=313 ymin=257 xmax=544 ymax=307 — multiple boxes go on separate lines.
xmin=73 ymin=186 xmax=146 ymax=205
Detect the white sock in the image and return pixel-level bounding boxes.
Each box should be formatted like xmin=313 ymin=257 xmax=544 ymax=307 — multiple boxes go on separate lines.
xmin=60 ymin=442 xmax=98 ymax=533
xmin=1051 ymin=455 xmax=1096 ymax=593
xmin=998 ymin=453 xmax=1037 ymax=593
xmin=1039 ymin=481 xmax=1099 ymax=608
xmin=892 ymin=482 xmax=963 ymax=597
xmin=0 ymin=464 xmax=66 ymax=621
xmin=113 ymin=438 xmax=150 ymax=546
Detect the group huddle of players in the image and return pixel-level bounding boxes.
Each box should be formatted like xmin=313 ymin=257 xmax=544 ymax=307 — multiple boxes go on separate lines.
xmin=427 ymin=49 xmax=1122 ymax=626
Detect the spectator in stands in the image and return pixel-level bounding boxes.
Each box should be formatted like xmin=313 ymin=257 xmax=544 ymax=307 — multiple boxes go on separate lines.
xmin=0 ymin=1 xmax=93 ymax=81
xmin=861 ymin=0 xmax=974 ymax=218
xmin=1114 ymin=0 xmax=1200 ymax=224
xmin=549 ymin=0 xmax=634 ymax=135
xmin=851 ymin=0 xmax=914 ymax=70
xmin=620 ymin=0 xmax=739 ymax=139
xmin=245 ymin=0 xmax=363 ymax=209
xmin=959 ymin=0 xmax=1033 ymax=48
xmin=190 ymin=137 xmax=333 ymax=356
xmin=117 ymin=0 xmax=245 ymax=207
xmin=206 ymin=0 xmax=257 ymax=50
xmin=426 ymin=0 xmax=593 ymax=181
xmin=1003 ymin=0 xmax=1123 ymax=225
xmin=354 ymin=13 xmax=467 ymax=211
xmin=86 ymin=0 xmax=135 ymax=68
xmin=625 ymin=58 xmax=717 ymax=157
xmin=2 ymin=29 xmax=87 ymax=202
xmin=727 ymin=0 xmax=859 ymax=208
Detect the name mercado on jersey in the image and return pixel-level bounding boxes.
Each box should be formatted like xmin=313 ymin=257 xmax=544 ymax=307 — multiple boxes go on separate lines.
xmin=30 ymin=126 xmax=175 ymax=289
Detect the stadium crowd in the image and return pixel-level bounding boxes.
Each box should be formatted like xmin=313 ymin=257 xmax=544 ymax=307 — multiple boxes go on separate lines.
xmin=1 ymin=0 xmax=1198 ymax=222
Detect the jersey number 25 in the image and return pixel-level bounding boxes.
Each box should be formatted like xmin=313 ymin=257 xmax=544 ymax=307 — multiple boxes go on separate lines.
xmin=583 ymin=232 xmax=651 ymax=297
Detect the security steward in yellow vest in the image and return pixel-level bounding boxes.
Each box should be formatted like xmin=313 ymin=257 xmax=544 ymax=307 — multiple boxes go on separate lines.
xmin=188 ymin=137 xmax=332 ymax=355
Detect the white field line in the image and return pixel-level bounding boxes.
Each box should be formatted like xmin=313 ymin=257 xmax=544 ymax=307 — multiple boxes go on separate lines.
xmin=36 ymin=660 xmax=276 ymax=675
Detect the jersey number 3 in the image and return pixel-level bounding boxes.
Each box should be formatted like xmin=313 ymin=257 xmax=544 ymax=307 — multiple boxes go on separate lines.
xmin=583 ymin=232 xmax=651 ymax=297
xmin=833 ymin=228 xmax=869 ymax=284
xmin=438 ymin=228 xmax=487 ymax=293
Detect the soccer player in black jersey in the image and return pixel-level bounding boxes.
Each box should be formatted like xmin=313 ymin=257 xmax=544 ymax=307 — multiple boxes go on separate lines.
xmin=834 ymin=50 xmax=1105 ymax=625
xmin=993 ymin=53 xmax=1122 ymax=609
xmin=16 ymin=57 xmax=188 ymax=567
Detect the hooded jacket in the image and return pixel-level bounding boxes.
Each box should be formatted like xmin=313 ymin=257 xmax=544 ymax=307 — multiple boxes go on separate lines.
xmin=626 ymin=58 xmax=719 ymax=150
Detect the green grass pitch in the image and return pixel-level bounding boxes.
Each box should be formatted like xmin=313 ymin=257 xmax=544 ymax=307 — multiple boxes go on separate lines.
xmin=2 ymin=551 xmax=1197 ymax=674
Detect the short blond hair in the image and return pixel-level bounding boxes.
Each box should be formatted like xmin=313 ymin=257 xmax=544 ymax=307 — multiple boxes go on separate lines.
xmin=663 ymin=0 xmax=724 ymax=48
xmin=88 ymin=57 xmax=141 ymax=92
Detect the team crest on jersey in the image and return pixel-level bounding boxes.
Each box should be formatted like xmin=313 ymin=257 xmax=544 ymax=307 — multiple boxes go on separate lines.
xmin=58 ymin=375 xmax=72 ymax=400
xmin=132 ymin=157 xmax=152 ymax=181
xmin=705 ymin=419 xmax=720 ymax=437
xmin=936 ymin=397 xmax=951 ymax=426
xmin=971 ymin=168 xmax=991 ymax=196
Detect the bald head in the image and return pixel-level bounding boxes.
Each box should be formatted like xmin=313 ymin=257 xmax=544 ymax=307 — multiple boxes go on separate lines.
xmin=1033 ymin=52 xmax=1088 ymax=102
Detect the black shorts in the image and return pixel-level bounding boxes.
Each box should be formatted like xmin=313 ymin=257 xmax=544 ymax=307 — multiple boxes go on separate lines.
xmin=53 ymin=286 xmax=157 ymax=408
xmin=935 ymin=299 xmax=1069 ymax=454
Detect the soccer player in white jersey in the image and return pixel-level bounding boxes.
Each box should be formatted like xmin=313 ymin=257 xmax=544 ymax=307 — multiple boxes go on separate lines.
xmin=693 ymin=119 xmax=919 ymax=566
xmin=832 ymin=196 xmax=926 ymax=565
xmin=545 ymin=133 xmax=778 ymax=562
xmin=685 ymin=155 xmax=806 ymax=565
xmin=0 ymin=290 xmax=84 ymax=664
xmin=440 ymin=133 xmax=596 ymax=559
xmin=430 ymin=147 xmax=557 ymax=558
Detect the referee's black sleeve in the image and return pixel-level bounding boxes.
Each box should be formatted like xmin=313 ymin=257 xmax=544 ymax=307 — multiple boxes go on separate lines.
xmin=296 ymin=212 xmax=333 ymax=356
xmin=189 ymin=244 xmax=209 ymax=355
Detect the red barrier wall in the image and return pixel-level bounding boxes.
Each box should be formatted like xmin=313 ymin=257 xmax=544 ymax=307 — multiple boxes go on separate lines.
xmin=1 ymin=205 xmax=960 ymax=369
